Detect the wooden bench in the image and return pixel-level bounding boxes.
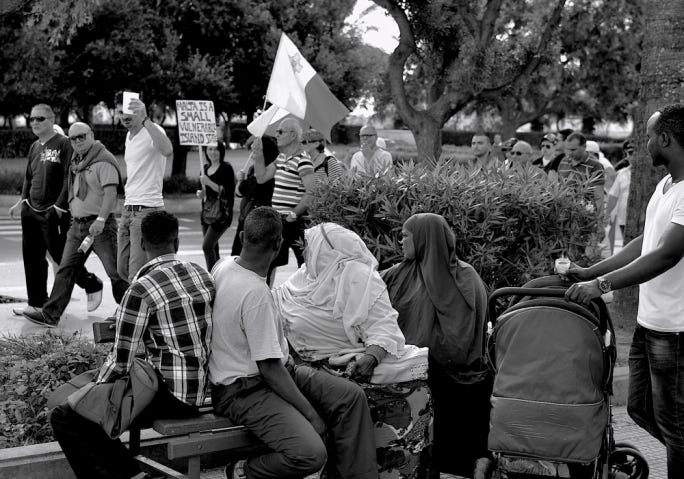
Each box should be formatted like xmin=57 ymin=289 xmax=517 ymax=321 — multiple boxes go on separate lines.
xmin=93 ymin=322 xmax=264 ymax=478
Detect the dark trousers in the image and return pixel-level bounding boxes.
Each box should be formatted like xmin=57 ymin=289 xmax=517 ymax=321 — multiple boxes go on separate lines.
xmin=212 ymin=365 xmax=378 ymax=479
xmin=428 ymin=358 xmax=493 ymax=477
xmin=201 ymin=221 xmax=230 ymax=272
xmin=628 ymin=324 xmax=684 ymax=479
xmin=20 ymin=205 xmax=98 ymax=307
xmin=51 ymin=383 xmax=198 ymax=479
xmin=42 ymin=216 xmax=129 ymax=322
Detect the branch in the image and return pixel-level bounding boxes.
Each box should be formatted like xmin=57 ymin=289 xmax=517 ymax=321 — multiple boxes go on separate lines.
xmin=479 ymin=0 xmax=566 ymax=99
xmin=371 ymin=0 xmax=421 ymax=126
xmin=479 ymin=0 xmax=504 ymax=47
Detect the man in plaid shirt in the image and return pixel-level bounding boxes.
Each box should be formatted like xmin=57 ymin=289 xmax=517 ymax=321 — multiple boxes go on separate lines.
xmin=51 ymin=211 xmax=215 ymax=479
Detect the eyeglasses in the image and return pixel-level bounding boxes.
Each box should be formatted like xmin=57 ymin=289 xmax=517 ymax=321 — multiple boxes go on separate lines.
xmin=29 ymin=116 xmax=50 ymax=123
xmin=360 ymin=134 xmax=376 ymax=138
xmin=69 ymin=133 xmax=88 ymax=143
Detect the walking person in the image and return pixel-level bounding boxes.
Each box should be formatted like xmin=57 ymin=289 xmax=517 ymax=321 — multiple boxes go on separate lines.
xmin=23 ymin=123 xmax=129 ymax=327
xmin=198 ymin=141 xmax=235 ymax=271
xmin=116 ymin=94 xmax=173 ymax=282
xmin=8 ymin=104 xmax=102 ymax=317
xmin=565 ymin=104 xmax=684 ymax=479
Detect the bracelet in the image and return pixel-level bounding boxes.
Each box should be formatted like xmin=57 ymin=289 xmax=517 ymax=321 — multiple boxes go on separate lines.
xmin=95 ymin=216 xmax=106 ymax=222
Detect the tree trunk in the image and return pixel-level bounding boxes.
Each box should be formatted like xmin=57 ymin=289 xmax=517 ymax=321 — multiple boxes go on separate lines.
xmin=613 ymin=0 xmax=684 ymax=326
xmin=411 ymin=117 xmax=442 ymax=161
xmin=498 ymin=119 xmax=518 ymax=141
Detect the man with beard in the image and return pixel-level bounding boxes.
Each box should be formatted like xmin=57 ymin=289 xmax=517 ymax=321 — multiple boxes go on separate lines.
xmin=565 ymin=104 xmax=684 ymax=479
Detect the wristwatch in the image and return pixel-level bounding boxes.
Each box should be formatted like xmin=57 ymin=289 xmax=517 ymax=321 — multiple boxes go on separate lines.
xmin=596 ymin=276 xmax=612 ymax=294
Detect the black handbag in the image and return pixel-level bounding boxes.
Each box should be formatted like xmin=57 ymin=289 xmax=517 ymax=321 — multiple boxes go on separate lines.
xmin=202 ymin=185 xmax=230 ymax=225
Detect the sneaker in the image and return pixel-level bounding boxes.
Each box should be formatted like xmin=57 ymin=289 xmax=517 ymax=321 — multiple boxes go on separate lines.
xmin=23 ymin=310 xmax=58 ymax=328
xmin=87 ymin=288 xmax=103 ymax=312
xmin=13 ymin=305 xmax=41 ymax=316
xmin=224 ymin=459 xmax=246 ymax=479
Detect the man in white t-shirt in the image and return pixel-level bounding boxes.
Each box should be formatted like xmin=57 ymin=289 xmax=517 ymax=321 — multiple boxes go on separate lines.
xmin=565 ymin=104 xmax=684 ymax=479
xmin=350 ymin=125 xmax=393 ymax=176
xmin=209 ymin=207 xmax=377 ymax=479
xmin=116 ymin=95 xmax=173 ymax=282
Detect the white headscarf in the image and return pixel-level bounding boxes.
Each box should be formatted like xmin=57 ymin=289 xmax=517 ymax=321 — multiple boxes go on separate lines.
xmin=273 ymin=223 xmax=406 ymax=361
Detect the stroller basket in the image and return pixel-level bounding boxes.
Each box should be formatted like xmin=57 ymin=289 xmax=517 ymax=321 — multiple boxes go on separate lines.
xmin=487 ymin=286 xmax=613 ymax=464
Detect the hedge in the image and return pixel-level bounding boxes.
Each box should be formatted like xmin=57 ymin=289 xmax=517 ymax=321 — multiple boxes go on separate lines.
xmin=0 ymin=333 xmax=108 ymax=447
xmin=309 ymin=160 xmax=600 ymax=290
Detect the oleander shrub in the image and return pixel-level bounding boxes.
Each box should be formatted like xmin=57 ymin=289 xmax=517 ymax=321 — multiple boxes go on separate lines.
xmin=0 ymin=333 xmax=108 ymax=448
xmin=310 ymin=160 xmax=600 ymax=290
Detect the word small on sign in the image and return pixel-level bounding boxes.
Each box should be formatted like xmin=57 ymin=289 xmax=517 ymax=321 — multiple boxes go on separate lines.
xmin=176 ymin=100 xmax=217 ymax=146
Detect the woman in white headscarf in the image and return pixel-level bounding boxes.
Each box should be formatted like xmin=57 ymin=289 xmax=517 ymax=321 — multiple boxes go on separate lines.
xmin=273 ymin=223 xmax=431 ymax=479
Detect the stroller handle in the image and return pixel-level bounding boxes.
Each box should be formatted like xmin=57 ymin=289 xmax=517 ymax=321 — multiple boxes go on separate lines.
xmin=488 ymin=287 xmax=567 ymax=317
xmin=488 ymin=286 xmax=610 ymax=335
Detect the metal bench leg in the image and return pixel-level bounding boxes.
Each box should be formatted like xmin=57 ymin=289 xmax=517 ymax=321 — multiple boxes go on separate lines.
xmin=129 ymin=426 xmax=141 ymax=455
xmin=187 ymin=456 xmax=201 ymax=479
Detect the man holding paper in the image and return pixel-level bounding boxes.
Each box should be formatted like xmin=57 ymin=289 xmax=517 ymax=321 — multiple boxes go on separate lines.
xmin=116 ymin=92 xmax=174 ymax=282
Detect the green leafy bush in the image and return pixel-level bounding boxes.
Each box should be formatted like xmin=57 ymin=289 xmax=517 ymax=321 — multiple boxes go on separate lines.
xmin=310 ymin=161 xmax=600 ymax=290
xmin=0 ymin=333 xmax=108 ymax=448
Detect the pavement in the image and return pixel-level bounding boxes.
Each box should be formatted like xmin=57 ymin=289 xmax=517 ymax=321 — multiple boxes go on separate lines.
xmin=0 ymin=193 xmax=669 ymax=478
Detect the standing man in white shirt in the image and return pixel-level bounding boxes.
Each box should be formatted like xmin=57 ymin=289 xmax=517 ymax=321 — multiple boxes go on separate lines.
xmin=565 ymin=104 xmax=684 ymax=479
xmin=116 ymin=94 xmax=173 ymax=282
xmin=350 ymin=125 xmax=393 ymax=176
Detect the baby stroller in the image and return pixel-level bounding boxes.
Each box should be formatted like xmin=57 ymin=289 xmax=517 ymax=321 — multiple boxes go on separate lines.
xmin=475 ymin=276 xmax=648 ymax=479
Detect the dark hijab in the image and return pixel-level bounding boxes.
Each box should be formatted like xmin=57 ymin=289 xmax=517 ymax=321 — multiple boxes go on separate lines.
xmin=380 ymin=213 xmax=488 ymax=375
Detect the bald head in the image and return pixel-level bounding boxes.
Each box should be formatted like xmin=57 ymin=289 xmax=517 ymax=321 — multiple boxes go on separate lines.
xmin=510 ymin=140 xmax=533 ymax=162
xmin=276 ymin=118 xmax=302 ymax=149
xmin=68 ymin=122 xmax=95 ymax=156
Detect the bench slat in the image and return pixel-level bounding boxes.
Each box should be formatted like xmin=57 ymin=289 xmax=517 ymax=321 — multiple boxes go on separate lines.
xmin=167 ymin=429 xmax=261 ymax=459
xmin=153 ymin=413 xmax=239 ymax=436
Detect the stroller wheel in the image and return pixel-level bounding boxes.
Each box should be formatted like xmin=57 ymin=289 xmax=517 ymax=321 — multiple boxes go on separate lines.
xmin=609 ymin=446 xmax=649 ymax=479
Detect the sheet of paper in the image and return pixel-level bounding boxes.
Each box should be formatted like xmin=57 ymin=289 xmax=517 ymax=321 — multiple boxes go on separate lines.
xmin=122 ymin=91 xmax=139 ymax=114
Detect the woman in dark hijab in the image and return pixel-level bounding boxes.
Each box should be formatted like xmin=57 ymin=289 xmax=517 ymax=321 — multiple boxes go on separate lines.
xmin=380 ymin=213 xmax=492 ymax=477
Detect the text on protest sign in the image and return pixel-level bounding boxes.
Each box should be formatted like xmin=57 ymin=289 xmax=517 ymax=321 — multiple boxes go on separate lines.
xmin=176 ymin=100 xmax=217 ymax=146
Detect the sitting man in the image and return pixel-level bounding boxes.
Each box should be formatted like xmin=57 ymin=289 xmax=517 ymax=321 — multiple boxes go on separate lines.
xmin=210 ymin=207 xmax=378 ymax=479
xmin=272 ymin=222 xmax=432 ymax=478
xmin=51 ymin=211 xmax=215 ymax=479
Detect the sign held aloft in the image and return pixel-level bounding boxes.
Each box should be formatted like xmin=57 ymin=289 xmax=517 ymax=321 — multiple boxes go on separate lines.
xmin=176 ymin=100 xmax=217 ymax=146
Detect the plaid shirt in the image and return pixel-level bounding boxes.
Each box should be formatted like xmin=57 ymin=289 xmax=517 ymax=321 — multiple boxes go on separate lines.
xmin=98 ymin=254 xmax=215 ymax=406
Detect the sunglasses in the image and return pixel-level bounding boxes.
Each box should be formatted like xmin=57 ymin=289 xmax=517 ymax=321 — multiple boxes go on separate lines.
xmin=275 ymin=129 xmax=292 ymax=135
xmin=30 ymin=116 xmax=50 ymax=123
xmin=360 ymin=134 xmax=376 ymax=138
xmin=69 ymin=133 xmax=88 ymax=143
xmin=542 ymin=144 xmax=553 ymax=149
xmin=511 ymin=151 xmax=526 ymax=156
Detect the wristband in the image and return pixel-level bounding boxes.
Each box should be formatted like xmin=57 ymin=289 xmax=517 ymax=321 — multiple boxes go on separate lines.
xmin=95 ymin=216 xmax=106 ymax=222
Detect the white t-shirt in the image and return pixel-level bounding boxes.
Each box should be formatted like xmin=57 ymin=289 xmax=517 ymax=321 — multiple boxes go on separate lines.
xmin=608 ymin=167 xmax=631 ymax=226
xmin=637 ymin=175 xmax=684 ymax=332
xmin=209 ymin=257 xmax=288 ymax=386
xmin=124 ymin=123 xmax=167 ymax=207
xmin=350 ymin=148 xmax=393 ymax=176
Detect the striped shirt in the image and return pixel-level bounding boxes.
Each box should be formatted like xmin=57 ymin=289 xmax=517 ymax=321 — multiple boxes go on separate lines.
xmin=98 ymin=254 xmax=215 ymax=406
xmin=271 ymin=151 xmax=314 ymax=213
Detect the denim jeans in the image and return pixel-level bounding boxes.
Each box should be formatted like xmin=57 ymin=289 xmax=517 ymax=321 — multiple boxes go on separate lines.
xmin=628 ymin=324 xmax=684 ymax=479
xmin=117 ymin=207 xmax=161 ymax=282
xmin=20 ymin=205 xmax=96 ymax=307
xmin=42 ymin=216 xmax=129 ymax=323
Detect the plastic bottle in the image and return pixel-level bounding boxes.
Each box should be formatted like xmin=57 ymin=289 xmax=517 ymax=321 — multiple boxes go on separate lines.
xmin=78 ymin=235 xmax=94 ymax=253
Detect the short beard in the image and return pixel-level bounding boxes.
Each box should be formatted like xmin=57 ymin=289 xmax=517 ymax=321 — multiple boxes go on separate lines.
xmin=651 ymin=153 xmax=668 ymax=167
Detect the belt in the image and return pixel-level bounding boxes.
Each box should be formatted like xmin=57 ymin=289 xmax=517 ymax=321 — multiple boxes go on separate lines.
xmin=73 ymin=215 xmax=98 ymax=223
xmin=125 ymin=205 xmax=152 ymax=212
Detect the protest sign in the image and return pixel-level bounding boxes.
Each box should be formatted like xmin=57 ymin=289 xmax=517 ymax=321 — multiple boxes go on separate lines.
xmin=175 ymin=100 xmax=217 ymax=146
